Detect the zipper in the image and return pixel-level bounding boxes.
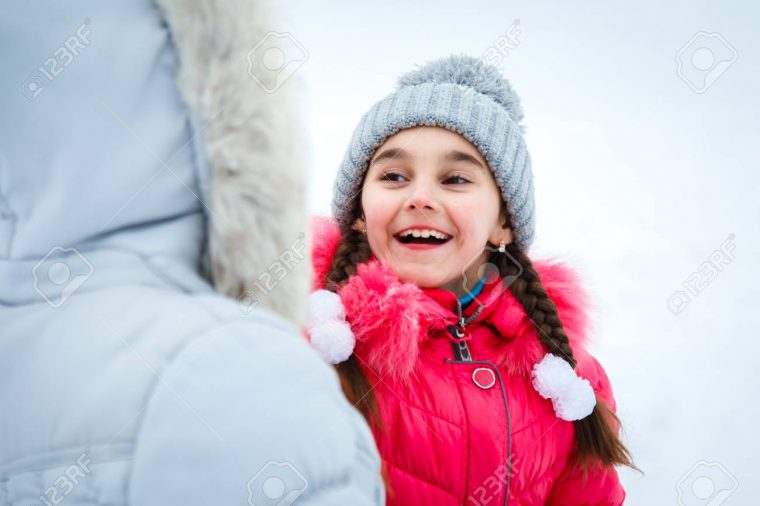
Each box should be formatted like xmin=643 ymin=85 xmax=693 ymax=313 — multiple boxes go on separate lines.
xmin=441 ymin=359 xmax=513 ymax=506
xmin=448 ymin=297 xmax=483 ymax=361
xmin=445 ymin=297 xmax=512 ymax=505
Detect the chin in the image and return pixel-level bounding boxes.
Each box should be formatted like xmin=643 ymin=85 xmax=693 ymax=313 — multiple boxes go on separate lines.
xmin=394 ymin=268 xmax=456 ymax=290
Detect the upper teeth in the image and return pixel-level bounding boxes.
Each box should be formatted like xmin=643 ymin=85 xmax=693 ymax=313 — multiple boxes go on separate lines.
xmin=399 ymin=229 xmax=450 ymax=240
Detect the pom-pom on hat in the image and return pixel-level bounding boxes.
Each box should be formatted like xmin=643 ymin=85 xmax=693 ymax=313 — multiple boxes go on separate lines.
xmin=332 ymin=54 xmax=536 ymax=251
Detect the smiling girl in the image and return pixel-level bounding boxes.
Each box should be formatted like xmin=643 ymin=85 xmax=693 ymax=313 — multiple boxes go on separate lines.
xmin=307 ymin=55 xmax=636 ymax=505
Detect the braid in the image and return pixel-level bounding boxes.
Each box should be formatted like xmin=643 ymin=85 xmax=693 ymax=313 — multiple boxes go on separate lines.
xmin=494 ymin=245 xmax=578 ymax=367
xmin=492 ymin=242 xmax=638 ymax=474
xmin=323 ymin=228 xmax=381 ymax=427
xmin=325 ymin=229 xmax=373 ymax=288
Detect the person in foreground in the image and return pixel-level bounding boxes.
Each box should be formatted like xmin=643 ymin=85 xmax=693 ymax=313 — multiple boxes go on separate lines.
xmin=0 ymin=1 xmax=383 ymax=504
xmin=306 ymin=54 xmax=638 ymax=505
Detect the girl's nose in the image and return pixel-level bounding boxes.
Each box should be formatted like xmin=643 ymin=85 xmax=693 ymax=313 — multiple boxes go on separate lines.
xmin=404 ymin=183 xmax=439 ymax=211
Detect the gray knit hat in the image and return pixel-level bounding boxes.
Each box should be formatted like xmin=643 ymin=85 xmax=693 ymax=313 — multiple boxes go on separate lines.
xmin=332 ymin=54 xmax=536 ymax=252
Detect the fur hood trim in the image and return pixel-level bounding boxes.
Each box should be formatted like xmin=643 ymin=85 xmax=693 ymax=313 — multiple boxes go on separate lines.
xmin=157 ymin=0 xmax=309 ymax=325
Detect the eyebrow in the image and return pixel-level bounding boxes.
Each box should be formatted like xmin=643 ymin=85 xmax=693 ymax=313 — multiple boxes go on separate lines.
xmin=371 ymin=147 xmax=410 ymax=167
xmin=442 ymin=150 xmax=485 ymax=169
xmin=370 ymin=147 xmax=486 ymax=170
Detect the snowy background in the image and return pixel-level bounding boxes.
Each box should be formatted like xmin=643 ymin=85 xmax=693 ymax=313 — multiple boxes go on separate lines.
xmin=275 ymin=1 xmax=759 ymax=504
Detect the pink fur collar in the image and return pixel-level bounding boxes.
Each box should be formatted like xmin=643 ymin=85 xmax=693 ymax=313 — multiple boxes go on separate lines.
xmin=310 ymin=216 xmax=594 ymax=381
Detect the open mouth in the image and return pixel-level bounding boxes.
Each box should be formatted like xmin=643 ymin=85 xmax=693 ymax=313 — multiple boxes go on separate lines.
xmin=394 ymin=230 xmax=452 ymax=246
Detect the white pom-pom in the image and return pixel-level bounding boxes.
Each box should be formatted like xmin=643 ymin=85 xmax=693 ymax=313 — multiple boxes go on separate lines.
xmin=308 ymin=289 xmax=346 ymax=326
xmin=552 ymin=377 xmax=597 ymax=421
xmin=306 ymin=290 xmax=354 ymax=364
xmin=310 ymin=320 xmax=355 ymax=364
xmin=532 ymin=354 xmax=577 ymax=398
xmin=531 ymin=353 xmax=596 ymax=421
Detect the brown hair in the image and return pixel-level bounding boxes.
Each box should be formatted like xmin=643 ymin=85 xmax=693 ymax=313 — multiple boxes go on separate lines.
xmin=323 ymin=205 xmax=638 ymax=477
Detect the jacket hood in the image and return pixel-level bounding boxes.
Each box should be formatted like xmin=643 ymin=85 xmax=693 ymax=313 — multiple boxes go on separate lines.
xmin=310 ymin=216 xmax=595 ymax=380
xmin=0 ymin=0 xmax=308 ymax=324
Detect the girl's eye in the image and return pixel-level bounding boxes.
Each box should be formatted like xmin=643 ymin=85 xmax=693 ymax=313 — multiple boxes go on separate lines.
xmin=380 ymin=172 xmax=406 ymax=182
xmin=379 ymin=173 xmax=470 ymax=184
xmin=445 ymin=175 xmax=470 ymax=184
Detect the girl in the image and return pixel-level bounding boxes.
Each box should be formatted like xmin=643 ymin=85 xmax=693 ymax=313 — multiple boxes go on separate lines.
xmin=307 ymin=55 xmax=636 ymax=505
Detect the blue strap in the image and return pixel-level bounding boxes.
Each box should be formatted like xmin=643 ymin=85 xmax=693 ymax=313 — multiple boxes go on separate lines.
xmin=458 ymin=277 xmax=487 ymax=307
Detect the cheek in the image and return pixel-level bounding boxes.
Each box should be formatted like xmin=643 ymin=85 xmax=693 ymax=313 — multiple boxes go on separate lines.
xmin=450 ymin=202 xmax=486 ymax=232
xmin=360 ymin=188 xmax=393 ymax=251
xmin=362 ymin=186 xmax=398 ymax=227
xmin=451 ymin=201 xmax=478 ymax=220
xmin=450 ymin=201 xmax=497 ymax=250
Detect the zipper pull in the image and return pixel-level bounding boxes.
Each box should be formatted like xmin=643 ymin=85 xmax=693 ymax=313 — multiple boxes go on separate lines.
xmin=453 ymin=340 xmax=472 ymax=362
xmin=447 ymin=325 xmax=472 ymax=362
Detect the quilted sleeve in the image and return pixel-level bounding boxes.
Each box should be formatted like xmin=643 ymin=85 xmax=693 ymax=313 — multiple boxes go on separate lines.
xmin=128 ymin=318 xmax=385 ymax=506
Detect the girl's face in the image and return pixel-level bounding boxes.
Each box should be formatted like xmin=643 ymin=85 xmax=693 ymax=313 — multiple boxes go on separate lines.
xmin=354 ymin=126 xmax=513 ymax=296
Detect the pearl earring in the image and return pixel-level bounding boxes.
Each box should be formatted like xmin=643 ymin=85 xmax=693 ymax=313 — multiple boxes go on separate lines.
xmin=498 ymin=241 xmax=506 ymax=253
